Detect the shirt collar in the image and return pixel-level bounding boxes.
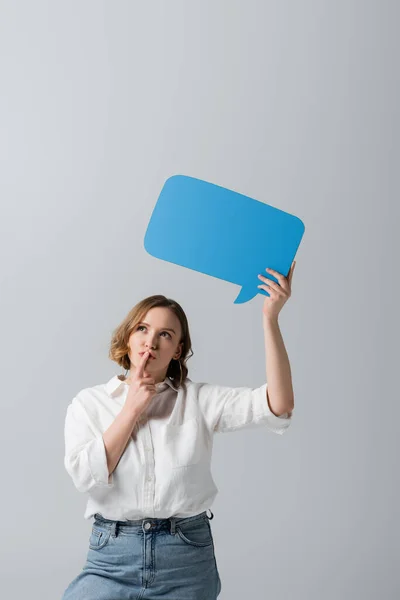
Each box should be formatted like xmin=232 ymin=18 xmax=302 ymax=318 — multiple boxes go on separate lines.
xmin=105 ymin=374 xmax=180 ymax=397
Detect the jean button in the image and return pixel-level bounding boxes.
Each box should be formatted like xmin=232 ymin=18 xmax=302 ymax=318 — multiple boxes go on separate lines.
xmin=144 ymin=522 xmax=152 ymax=530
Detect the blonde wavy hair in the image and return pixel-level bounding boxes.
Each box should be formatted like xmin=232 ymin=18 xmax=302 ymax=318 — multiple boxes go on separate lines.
xmin=109 ymin=295 xmax=193 ymax=389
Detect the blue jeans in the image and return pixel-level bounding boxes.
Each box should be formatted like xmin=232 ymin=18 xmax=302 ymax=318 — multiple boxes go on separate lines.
xmin=62 ymin=510 xmax=222 ymax=599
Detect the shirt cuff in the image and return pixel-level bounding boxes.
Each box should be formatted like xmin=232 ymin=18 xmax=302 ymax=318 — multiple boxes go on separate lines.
xmin=86 ymin=436 xmax=114 ymax=487
xmin=255 ymin=383 xmax=293 ymax=434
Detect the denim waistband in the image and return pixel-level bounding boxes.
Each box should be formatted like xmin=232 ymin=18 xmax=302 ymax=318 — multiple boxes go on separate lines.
xmin=93 ymin=509 xmax=214 ymax=536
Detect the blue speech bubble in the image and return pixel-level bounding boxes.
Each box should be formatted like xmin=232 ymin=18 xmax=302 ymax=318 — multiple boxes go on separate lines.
xmin=144 ymin=175 xmax=305 ymax=304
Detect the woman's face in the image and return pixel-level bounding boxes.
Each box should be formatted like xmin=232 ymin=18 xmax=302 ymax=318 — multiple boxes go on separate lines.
xmin=127 ymin=307 xmax=183 ymax=377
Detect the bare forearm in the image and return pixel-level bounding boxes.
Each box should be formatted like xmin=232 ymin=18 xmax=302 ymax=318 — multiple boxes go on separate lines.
xmin=102 ymin=406 xmax=141 ymax=477
xmin=263 ymin=316 xmax=295 ymax=417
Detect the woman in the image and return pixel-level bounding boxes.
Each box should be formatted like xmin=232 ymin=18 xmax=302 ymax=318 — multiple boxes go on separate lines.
xmin=62 ymin=262 xmax=296 ymax=599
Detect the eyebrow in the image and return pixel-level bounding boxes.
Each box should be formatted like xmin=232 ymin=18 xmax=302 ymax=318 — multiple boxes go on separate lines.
xmin=138 ymin=321 xmax=176 ymax=335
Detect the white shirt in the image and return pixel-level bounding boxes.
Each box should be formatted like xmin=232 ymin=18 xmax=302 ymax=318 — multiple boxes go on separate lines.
xmin=64 ymin=374 xmax=293 ymax=520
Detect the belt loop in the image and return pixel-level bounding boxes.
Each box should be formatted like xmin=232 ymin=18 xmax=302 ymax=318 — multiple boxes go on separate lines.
xmin=206 ymin=509 xmax=214 ymax=520
xmin=110 ymin=521 xmax=118 ymax=538
xmin=170 ymin=517 xmax=176 ymax=535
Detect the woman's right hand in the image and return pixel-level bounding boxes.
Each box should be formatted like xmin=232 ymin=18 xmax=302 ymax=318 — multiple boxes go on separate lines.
xmin=124 ymin=351 xmax=157 ymax=417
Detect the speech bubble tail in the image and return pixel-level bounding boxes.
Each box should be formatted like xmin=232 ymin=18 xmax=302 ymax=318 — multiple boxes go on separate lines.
xmin=233 ymin=287 xmax=258 ymax=304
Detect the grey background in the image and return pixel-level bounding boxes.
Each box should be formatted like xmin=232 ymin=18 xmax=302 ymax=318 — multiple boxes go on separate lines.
xmin=0 ymin=1 xmax=398 ymax=598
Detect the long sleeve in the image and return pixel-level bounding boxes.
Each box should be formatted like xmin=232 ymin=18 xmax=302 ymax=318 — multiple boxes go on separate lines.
xmin=196 ymin=381 xmax=293 ymax=435
xmin=64 ymin=397 xmax=114 ymax=493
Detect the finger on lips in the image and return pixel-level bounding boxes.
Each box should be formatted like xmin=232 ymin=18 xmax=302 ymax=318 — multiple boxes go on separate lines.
xmin=137 ymin=351 xmax=150 ymax=377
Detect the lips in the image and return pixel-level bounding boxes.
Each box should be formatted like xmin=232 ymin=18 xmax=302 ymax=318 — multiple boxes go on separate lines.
xmin=139 ymin=351 xmax=156 ymax=360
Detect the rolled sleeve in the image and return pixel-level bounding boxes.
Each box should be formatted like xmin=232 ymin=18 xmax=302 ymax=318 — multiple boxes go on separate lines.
xmin=64 ymin=398 xmax=114 ymax=493
xmin=197 ymin=381 xmax=292 ymax=435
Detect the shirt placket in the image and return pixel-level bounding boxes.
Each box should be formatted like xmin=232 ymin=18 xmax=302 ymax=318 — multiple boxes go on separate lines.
xmin=140 ymin=415 xmax=156 ymax=516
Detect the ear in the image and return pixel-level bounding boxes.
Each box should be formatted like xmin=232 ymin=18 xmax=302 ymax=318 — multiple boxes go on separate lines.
xmin=174 ymin=342 xmax=183 ymax=360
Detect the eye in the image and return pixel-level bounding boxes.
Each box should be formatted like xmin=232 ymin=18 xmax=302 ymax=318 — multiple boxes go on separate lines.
xmin=136 ymin=325 xmax=171 ymax=339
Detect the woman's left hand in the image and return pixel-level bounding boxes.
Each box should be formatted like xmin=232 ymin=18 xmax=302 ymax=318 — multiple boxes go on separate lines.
xmin=258 ymin=261 xmax=296 ymax=321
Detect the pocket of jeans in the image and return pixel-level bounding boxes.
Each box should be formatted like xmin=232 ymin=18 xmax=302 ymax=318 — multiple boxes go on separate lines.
xmin=176 ymin=518 xmax=213 ymax=547
xmin=164 ymin=418 xmax=201 ymax=468
xmin=89 ymin=524 xmax=111 ymax=550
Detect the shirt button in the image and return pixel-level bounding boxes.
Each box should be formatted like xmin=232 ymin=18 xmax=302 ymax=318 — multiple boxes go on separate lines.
xmin=146 ymin=476 xmax=152 ymax=482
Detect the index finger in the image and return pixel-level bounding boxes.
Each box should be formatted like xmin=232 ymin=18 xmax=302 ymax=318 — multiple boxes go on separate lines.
xmin=136 ymin=351 xmax=150 ymax=379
